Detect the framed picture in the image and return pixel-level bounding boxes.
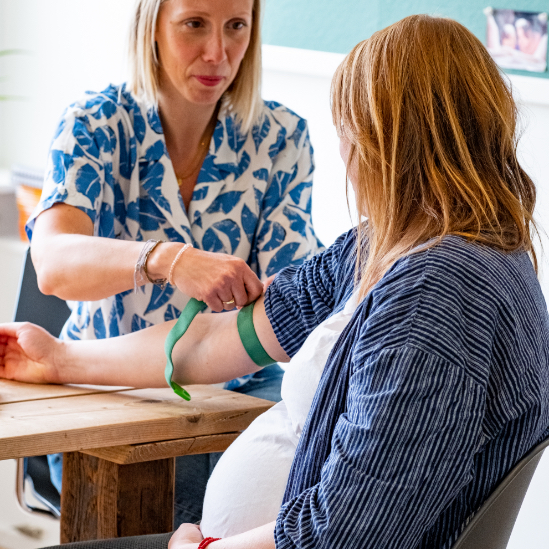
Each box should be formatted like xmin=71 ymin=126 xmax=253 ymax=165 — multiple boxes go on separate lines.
xmin=485 ymin=8 xmax=548 ymax=72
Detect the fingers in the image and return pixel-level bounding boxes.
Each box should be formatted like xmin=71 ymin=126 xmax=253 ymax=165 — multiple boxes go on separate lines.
xmin=230 ymin=282 xmax=248 ymax=309
xmin=263 ymin=274 xmax=277 ymax=293
xmin=0 ymin=322 xmax=26 ymax=339
xmin=244 ymin=269 xmax=264 ymax=304
xmin=172 ymin=250 xmax=265 ymax=310
xmin=204 ymin=294 xmax=224 ymax=313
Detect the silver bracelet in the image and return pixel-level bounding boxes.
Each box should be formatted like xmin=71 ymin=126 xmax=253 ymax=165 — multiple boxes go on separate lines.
xmin=134 ymin=240 xmax=166 ymax=292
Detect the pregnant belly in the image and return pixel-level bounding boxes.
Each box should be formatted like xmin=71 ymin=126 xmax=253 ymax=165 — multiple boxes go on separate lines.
xmin=200 ymin=401 xmax=298 ymax=538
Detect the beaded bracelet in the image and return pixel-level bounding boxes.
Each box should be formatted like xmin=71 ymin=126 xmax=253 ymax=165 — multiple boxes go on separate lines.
xmin=197 ymin=538 xmax=221 ymax=549
xmin=168 ymin=243 xmax=192 ymax=286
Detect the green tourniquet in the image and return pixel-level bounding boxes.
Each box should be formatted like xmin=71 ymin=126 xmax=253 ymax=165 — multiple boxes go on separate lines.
xmin=164 ymin=298 xmax=276 ymax=400
xmin=164 ymin=298 xmax=207 ymax=401
xmin=237 ymin=301 xmax=277 ymax=367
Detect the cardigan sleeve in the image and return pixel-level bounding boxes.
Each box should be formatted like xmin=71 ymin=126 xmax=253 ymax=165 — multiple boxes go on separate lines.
xmin=263 ymin=230 xmax=354 ymax=358
xmin=274 ymin=346 xmax=485 ymax=549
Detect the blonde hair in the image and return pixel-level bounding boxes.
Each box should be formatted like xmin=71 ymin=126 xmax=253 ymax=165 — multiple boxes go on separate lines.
xmin=127 ymin=0 xmax=263 ymax=132
xmin=331 ymin=15 xmax=538 ymax=300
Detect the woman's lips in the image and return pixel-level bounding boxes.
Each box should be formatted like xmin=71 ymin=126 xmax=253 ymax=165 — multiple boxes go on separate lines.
xmin=195 ymin=75 xmax=224 ymax=87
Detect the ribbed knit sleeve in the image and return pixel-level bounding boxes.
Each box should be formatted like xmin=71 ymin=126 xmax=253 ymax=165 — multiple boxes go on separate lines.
xmin=263 ymin=230 xmax=356 ymax=358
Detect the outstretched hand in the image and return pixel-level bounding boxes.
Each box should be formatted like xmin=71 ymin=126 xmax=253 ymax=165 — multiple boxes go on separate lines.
xmin=0 ymin=322 xmax=62 ymax=384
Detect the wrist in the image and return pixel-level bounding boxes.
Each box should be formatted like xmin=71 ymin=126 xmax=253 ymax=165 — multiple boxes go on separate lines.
xmin=198 ymin=539 xmax=221 ymax=549
xmin=51 ymin=339 xmax=72 ymax=384
xmin=146 ymin=242 xmax=183 ymax=281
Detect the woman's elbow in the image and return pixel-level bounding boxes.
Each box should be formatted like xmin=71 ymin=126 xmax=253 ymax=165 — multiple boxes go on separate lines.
xmin=30 ymin=246 xmax=67 ymax=297
xmin=34 ymin=262 xmax=64 ymax=296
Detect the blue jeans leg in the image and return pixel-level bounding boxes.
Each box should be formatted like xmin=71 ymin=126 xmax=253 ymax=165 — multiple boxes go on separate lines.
xmin=47 ymin=452 xmax=63 ymax=494
xmin=173 ymin=364 xmax=284 ymax=527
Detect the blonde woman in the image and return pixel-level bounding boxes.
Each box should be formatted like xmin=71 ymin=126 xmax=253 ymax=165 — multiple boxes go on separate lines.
xmin=26 ymin=0 xmax=322 ymax=524
xmin=2 ymin=14 xmax=549 ymax=549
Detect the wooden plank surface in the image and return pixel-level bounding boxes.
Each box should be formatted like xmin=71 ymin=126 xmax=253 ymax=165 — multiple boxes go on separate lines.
xmin=0 ymin=379 xmax=132 ymax=405
xmin=0 ymin=384 xmax=272 ymax=460
xmin=81 ymin=432 xmax=241 ymax=464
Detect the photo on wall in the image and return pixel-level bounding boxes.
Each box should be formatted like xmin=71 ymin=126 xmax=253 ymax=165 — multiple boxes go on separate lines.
xmin=484 ymin=7 xmax=548 ymax=72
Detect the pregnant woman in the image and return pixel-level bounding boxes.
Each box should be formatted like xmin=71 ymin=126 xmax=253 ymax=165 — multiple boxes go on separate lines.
xmin=27 ymin=0 xmax=322 ymax=524
xmin=2 ymin=14 xmax=548 ymax=549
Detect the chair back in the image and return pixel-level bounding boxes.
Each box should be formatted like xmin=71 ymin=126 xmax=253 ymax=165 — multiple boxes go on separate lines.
xmin=452 ymin=435 xmax=549 ymax=549
xmin=13 ymin=248 xmax=70 ymax=335
xmin=13 ymin=248 xmax=70 ymax=518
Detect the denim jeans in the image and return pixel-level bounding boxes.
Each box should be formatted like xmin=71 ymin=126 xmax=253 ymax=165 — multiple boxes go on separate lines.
xmin=45 ymin=364 xmax=284 ymax=525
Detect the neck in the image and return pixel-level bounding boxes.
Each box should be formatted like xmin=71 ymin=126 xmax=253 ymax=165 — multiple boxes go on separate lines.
xmin=158 ymin=89 xmax=218 ymax=154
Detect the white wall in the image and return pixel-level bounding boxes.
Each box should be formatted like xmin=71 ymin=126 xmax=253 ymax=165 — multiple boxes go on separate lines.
xmin=0 ymin=0 xmax=134 ymax=169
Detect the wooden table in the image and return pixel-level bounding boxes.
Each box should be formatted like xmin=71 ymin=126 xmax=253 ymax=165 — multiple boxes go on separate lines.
xmin=0 ymin=379 xmax=273 ymax=543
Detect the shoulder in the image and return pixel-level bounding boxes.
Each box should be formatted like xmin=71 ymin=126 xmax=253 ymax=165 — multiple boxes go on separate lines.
xmin=353 ymin=237 xmax=544 ymax=379
xmin=61 ymin=84 xmax=153 ymax=131
xmin=418 ymin=236 xmax=539 ymax=307
xmin=260 ymin=100 xmax=308 ymax=138
xmin=372 ymin=236 xmax=537 ymax=313
xmin=216 ymin=100 xmax=311 ymax=165
xmin=293 ymin=228 xmax=357 ymax=295
xmin=53 ymin=83 xmax=157 ymax=147
xmin=64 ymin=84 xmax=122 ymax=118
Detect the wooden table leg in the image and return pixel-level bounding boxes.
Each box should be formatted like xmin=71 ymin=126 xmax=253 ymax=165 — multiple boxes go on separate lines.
xmin=60 ymin=451 xmax=174 ymax=543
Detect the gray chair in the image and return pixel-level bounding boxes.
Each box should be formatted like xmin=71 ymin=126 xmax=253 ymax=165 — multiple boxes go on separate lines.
xmin=453 ymin=435 xmax=549 ymax=549
xmin=41 ymin=532 xmax=172 ymax=549
xmin=13 ymin=247 xmax=71 ymax=518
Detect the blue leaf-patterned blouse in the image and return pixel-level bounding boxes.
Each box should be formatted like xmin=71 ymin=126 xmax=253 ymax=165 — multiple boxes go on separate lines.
xmin=27 ymin=84 xmax=323 ymax=388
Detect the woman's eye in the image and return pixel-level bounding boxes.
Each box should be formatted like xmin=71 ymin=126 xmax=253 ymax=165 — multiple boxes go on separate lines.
xmin=185 ymin=20 xmax=202 ymax=29
xmin=230 ymin=21 xmax=247 ymax=30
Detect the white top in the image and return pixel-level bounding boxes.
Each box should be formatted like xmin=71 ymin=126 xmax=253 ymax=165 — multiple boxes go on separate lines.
xmin=200 ymin=291 xmax=360 ymax=537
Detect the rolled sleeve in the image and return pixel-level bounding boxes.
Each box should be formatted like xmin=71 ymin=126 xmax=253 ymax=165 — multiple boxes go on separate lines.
xmin=264 ymin=231 xmax=353 ymax=357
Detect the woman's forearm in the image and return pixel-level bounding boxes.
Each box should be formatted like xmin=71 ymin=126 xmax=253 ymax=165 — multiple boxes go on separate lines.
xmin=32 ymin=204 xmax=147 ymax=300
xmin=31 ymin=204 xmax=263 ymax=310
xmin=33 ymin=232 xmax=148 ymax=300
xmin=60 ymin=294 xmax=290 ymax=389
xmin=210 ymin=522 xmax=276 ymax=549
xmin=58 ymin=320 xmax=177 ymax=386
xmin=32 ymin=205 xmax=186 ymax=301
xmin=1 ymin=295 xmax=289 ymax=388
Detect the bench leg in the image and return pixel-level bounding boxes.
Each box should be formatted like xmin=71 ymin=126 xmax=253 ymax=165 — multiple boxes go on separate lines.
xmin=60 ymin=451 xmax=175 ymax=543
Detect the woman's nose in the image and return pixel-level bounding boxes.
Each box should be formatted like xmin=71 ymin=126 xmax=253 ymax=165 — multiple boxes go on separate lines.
xmin=202 ymin=31 xmax=227 ymax=64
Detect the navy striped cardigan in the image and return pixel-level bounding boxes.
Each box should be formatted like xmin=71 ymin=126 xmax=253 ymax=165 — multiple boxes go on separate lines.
xmin=264 ymin=229 xmax=549 ymax=549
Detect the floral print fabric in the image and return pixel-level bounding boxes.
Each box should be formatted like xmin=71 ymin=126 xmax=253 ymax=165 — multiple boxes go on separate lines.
xmin=27 ymin=84 xmax=322 ymax=388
